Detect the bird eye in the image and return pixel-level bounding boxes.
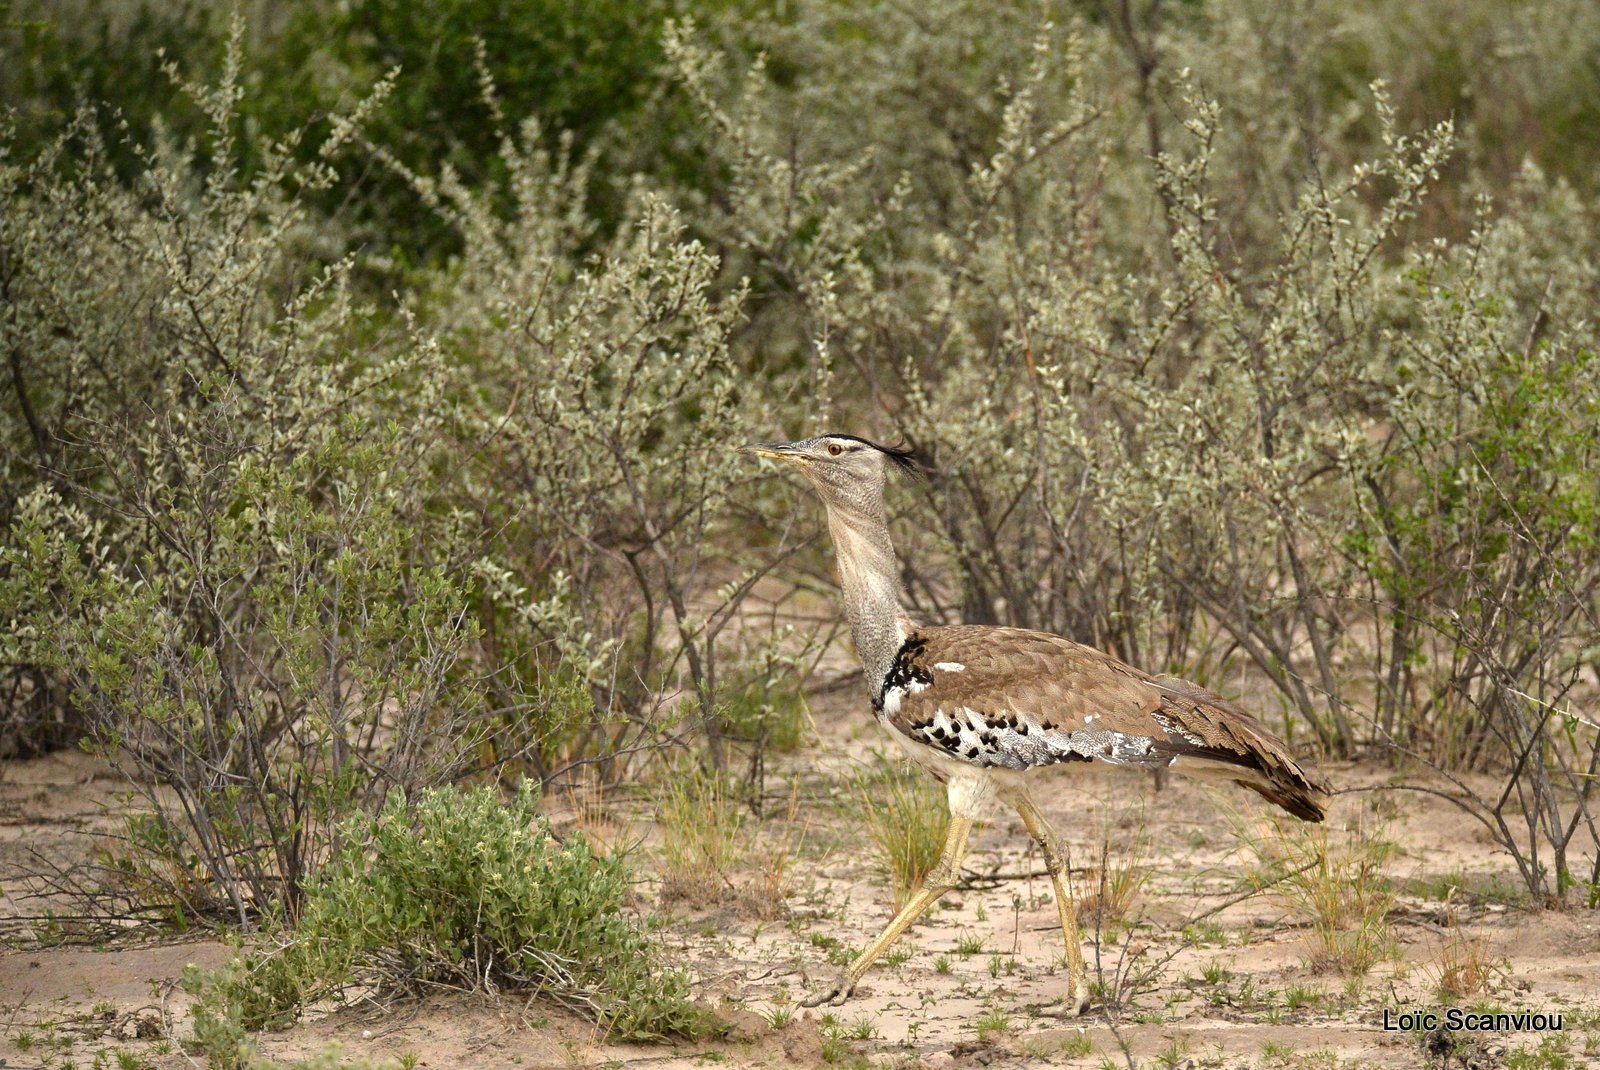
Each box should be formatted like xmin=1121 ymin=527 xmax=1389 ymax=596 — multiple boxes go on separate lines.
xmin=827 ymin=443 xmax=843 ymax=456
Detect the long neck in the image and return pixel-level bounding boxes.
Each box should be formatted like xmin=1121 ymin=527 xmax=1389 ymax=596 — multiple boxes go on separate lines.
xmin=821 ymin=501 xmax=907 ymax=694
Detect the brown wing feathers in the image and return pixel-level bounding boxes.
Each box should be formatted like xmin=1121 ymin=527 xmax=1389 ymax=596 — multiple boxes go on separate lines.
xmin=1143 ymin=675 xmax=1329 ymax=820
xmin=883 ymin=626 xmax=1330 ymax=822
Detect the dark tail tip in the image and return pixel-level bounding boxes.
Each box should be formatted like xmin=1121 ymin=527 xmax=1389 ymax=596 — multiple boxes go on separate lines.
xmin=1240 ymin=779 xmax=1329 ymax=822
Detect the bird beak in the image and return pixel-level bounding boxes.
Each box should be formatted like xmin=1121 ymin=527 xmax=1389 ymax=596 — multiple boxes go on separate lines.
xmin=740 ymin=441 xmax=805 ymax=462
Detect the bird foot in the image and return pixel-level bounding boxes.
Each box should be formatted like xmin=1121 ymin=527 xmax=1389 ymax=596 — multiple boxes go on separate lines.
xmin=1069 ymin=985 xmax=1092 ymax=1017
xmin=799 ymin=966 xmax=856 ymax=1008
xmin=1066 ymin=975 xmax=1093 ymax=1016
xmin=1033 ymin=977 xmax=1093 ymax=1018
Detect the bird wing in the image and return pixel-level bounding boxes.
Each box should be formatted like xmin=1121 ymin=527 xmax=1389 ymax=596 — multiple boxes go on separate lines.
xmin=881 ymin=625 xmax=1329 ymax=820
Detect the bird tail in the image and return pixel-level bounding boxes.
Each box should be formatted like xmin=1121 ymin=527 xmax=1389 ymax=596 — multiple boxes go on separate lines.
xmin=1237 ymin=776 xmax=1328 ymax=823
xmin=1173 ymin=754 xmax=1331 ymax=822
xmin=1147 ymin=677 xmax=1332 ymax=822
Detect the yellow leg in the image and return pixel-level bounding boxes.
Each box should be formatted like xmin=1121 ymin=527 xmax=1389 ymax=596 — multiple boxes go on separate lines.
xmin=1016 ymin=796 xmax=1091 ymax=1015
xmin=801 ymin=814 xmax=973 ymax=1007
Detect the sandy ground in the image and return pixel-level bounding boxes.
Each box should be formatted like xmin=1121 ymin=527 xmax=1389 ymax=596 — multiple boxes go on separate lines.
xmin=3 ymin=693 xmax=1598 ymax=1070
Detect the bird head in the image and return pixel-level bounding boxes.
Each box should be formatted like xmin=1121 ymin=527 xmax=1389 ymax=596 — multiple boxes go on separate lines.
xmin=741 ymin=433 xmax=920 ymax=515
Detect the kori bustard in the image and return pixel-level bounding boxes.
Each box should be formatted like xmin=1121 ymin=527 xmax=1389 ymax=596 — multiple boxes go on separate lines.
xmin=745 ymin=433 xmax=1329 ymax=1015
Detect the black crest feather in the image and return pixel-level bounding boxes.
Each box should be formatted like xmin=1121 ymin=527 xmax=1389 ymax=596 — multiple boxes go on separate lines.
xmin=826 ymin=433 xmax=927 ymax=480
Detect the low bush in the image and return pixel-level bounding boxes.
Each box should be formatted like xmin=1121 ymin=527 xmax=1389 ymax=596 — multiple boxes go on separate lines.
xmin=0 ymin=67 xmax=485 ymax=921
xmin=185 ymin=782 xmax=705 ymax=1059
xmin=0 ymin=26 xmax=795 ymax=931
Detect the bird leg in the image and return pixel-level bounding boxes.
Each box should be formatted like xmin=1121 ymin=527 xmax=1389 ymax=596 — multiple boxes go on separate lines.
xmin=1015 ymin=796 xmax=1091 ymax=1015
xmin=800 ymin=814 xmax=973 ymax=1007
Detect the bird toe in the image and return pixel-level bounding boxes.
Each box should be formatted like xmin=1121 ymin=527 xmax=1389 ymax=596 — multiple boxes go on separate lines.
xmin=1070 ymin=978 xmax=1092 ymax=1016
xmin=1034 ymin=978 xmax=1093 ymax=1019
xmin=799 ymin=967 xmax=855 ymax=1008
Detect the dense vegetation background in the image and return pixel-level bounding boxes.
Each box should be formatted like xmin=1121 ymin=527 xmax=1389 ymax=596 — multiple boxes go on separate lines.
xmin=3 ymin=0 xmax=1599 ymax=1042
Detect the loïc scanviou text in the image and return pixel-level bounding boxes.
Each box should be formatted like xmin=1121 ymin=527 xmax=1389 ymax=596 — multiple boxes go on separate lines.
xmin=1382 ymin=1008 xmax=1562 ymax=1032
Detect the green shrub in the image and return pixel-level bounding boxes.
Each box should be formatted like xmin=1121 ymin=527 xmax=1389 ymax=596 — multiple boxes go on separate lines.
xmin=403 ymin=112 xmax=793 ymax=776
xmin=185 ymin=783 xmax=705 ymax=1050
xmin=716 ymin=685 xmax=808 ymax=753
xmin=255 ymin=0 xmax=693 ymax=258
xmin=0 ymin=0 xmax=221 ymax=183
xmin=0 ymin=0 xmax=748 ymax=266
xmin=0 ymin=55 xmax=487 ymax=920
xmin=0 ymin=27 xmax=785 ymax=935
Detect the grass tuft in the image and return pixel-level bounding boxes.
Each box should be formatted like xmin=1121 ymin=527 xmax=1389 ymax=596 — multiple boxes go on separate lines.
xmin=973 ymin=1006 xmax=1011 ymax=1042
xmin=1076 ymin=825 xmax=1152 ymax=930
xmin=1234 ymin=808 xmax=1397 ymax=976
xmin=658 ymin=765 xmax=749 ymax=905
xmin=848 ymin=760 xmax=949 ymax=910
xmin=1427 ymin=897 xmax=1505 ymax=999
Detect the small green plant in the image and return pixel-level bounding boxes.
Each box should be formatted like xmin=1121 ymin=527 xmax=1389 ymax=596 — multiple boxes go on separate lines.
xmin=956 ymin=931 xmax=984 ymax=957
xmin=1182 ymin=920 xmax=1229 ymax=947
xmin=1263 ymin=1040 xmax=1295 ymax=1064
xmin=1285 ymin=984 xmax=1317 ymax=1010
xmin=934 ymin=954 xmax=952 ymax=975
xmin=1063 ymin=1034 xmax=1094 ymax=1058
xmin=716 ymin=685 xmax=809 ymax=753
xmin=973 ymin=1007 xmax=1011 ymax=1042
xmin=1153 ymin=1035 xmax=1192 ymax=1069
xmin=1506 ymin=1036 xmax=1579 ymax=1070
xmin=884 ymin=946 xmax=914 ymax=968
xmin=806 ymin=931 xmax=855 ymax=966
xmin=1411 ymin=870 xmax=1470 ymax=902
xmin=761 ymin=998 xmax=796 ymax=1029
xmin=818 ymin=1016 xmax=869 ymax=1066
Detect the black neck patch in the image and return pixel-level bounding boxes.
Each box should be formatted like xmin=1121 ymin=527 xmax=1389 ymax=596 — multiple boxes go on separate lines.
xmin=874 ymin=634 xmax=934 ymax=711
